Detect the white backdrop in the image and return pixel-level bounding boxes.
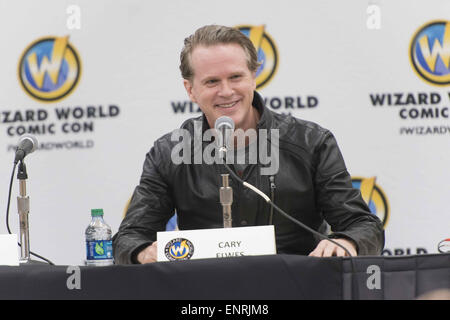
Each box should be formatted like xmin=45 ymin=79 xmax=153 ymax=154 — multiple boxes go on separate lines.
xmin=0 ymin=0 xmax=448 ymax=265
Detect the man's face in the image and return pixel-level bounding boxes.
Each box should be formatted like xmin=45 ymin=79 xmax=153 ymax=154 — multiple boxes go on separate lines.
xmin=184 ymin=43 xmax=257 ymax=131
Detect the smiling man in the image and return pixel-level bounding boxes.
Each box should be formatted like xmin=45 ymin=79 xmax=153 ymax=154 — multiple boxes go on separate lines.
xmin=112 ymin=25 xmax=384 ymax=264
xmin=183 ymin=42 xmax=259 ymax=132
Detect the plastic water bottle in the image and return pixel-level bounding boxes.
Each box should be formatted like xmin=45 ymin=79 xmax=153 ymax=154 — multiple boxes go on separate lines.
xmin=85 ymin=208 xmax=114 ymax=266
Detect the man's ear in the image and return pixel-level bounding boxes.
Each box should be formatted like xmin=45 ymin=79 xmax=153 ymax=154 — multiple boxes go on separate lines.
xmin=183 ymin=79 xmax=197 ymax=103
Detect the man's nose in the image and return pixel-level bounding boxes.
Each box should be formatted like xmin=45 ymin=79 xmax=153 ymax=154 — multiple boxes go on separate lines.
xmin=218 ymin=81 xmax=234 ymax=97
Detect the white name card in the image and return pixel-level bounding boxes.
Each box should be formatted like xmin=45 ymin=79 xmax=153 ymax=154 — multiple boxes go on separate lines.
xmin=157 ymin=225 xmax=276 ymax=262
xmin=0 ymin=234 xmax=19 ymax=266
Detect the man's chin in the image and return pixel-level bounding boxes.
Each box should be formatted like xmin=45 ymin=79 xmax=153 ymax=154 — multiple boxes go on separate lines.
xmin=215 ymin=107 xmax=238 ymax=117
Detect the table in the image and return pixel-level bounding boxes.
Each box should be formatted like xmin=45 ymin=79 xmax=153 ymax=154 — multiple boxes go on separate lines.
xmin=0 ymin=253 xmax=448 ymax=300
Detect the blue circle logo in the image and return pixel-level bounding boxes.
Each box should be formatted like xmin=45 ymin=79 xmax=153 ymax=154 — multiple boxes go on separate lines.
xmin=164 ymin=238 xmax=194 ymax=261
xmin=236 ymin=25 xmax=279 ymax=89
xmin=410 ymin=21 xmax=450 ymax=86
xmin=352 ymin=177 xmax=389 ymax=228
xmin=18 ymin=36 xmax=81 ymax=102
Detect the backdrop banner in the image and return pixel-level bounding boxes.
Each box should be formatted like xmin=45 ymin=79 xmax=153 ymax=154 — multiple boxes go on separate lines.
xmin=0 ymin=0 xmax=448 ymax=265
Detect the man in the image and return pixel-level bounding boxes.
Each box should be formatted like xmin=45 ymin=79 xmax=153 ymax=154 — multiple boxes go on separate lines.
xmin=112 ymin=25 xmax=384 ymax=264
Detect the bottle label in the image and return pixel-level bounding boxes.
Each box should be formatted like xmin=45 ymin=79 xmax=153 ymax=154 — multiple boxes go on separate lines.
xmin=86 ymin=240 xmax=113 ymax=260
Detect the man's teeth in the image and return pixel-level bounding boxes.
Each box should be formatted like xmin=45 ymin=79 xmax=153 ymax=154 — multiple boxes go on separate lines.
xmin=217 ymin=101 xmax=236 ymax=108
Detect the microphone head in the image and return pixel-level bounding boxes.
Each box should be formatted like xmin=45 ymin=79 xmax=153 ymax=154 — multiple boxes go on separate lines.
xmin=18 ymin=134 xmax=38 ymax=154
xmin=14 ymin=134 xmax=38 ymax=163
xmin=214 ymin=116 xmax=235 ymax=150
xmin=214 ymin=116 xmax=235 ymax=131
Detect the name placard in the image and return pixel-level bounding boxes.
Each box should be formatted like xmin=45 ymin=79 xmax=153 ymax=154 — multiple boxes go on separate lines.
xmin=0 ymin=234 xmax=19 ymax=266
xmin=157 ymin=225 xmax=276 ymax=262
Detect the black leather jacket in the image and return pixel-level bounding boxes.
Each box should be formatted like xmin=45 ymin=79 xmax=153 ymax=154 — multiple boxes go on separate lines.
xmin=113 ymin=92 xmax=384 ymax=264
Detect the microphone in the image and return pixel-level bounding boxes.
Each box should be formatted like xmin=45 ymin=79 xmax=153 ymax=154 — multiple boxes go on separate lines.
xmin=14 ymin=134 xmax=38 ymax=164
xmin=214 ymin=116 xmax=234 ymax=159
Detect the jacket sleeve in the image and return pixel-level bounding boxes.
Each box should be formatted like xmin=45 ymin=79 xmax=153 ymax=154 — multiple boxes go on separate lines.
xmin=112 ymin=138 xmax=175 ymax=264
xmin=313 ymin=130 xmax=385 ymax=255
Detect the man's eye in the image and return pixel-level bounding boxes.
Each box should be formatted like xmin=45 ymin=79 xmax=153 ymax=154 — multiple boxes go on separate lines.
xmin=206 ymin=79 xmax=218 ymax=85
xmin=231 ymin=75 xmax=242 ymax=80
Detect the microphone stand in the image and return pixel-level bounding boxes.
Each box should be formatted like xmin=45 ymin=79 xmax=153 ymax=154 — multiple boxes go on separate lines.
xmin=17 ymin=161 xmax=31 ymax=264
xmin=16 ymin=161 xmax=42 ymax=265
xmin=220 ymin=174 xmax=233 ymax=228
xmin=217 ymin=127 xmax=233 ymax=228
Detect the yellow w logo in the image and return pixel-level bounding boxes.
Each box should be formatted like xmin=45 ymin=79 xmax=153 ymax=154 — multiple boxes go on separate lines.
xmin=360 ymin=177 xmax=376 ymax=204
xmin=248 ymin=25 xmax=265 ymax=53
xmin=418 ymin=22 xmax=450 ymax=72
xmin=170 ymin=240 xmax=188 ymax=257
xmin=26 ymin=36 xmax=69 ymax=88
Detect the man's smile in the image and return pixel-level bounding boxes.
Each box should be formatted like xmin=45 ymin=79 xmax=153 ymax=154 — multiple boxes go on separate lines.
xmin=215 ymin=100 xmax=240 ymax=109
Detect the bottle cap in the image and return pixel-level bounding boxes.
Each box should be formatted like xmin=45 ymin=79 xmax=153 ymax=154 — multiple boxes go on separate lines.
xmin=91 ymin=208 xmax=104 ymax=217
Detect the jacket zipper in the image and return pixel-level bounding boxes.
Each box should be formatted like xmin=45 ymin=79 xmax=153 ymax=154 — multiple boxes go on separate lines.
xmin=269 ymin=175 xmax=276 ymax=224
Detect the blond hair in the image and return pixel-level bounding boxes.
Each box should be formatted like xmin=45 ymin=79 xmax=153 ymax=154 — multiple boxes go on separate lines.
xmin=180 ymin=25 xmax=261 ymax=81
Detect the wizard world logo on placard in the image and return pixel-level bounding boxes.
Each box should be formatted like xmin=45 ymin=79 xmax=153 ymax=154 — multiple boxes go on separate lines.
xmin=164 ymin=238 xmax=194 ymax=261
